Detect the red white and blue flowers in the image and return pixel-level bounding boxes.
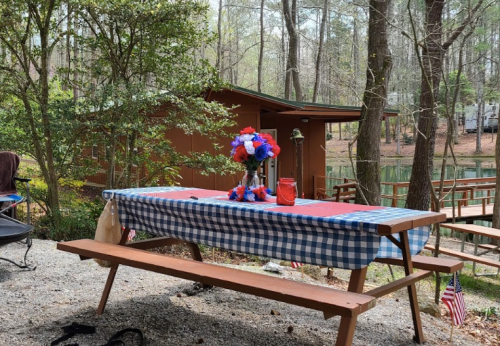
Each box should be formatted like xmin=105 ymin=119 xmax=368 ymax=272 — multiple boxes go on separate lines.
xmin=230 ymin=126 xmax=281 ymax=169
xmin=228 ymin=126 xmax=280 ymax=202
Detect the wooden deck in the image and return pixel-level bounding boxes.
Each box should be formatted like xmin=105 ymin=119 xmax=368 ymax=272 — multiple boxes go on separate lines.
xmin=440 ymin=204 xmax=494 ymax=223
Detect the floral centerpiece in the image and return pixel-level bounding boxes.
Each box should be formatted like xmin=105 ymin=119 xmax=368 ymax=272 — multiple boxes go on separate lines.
xmin=228 ymin=126 xmax=280 ymax=202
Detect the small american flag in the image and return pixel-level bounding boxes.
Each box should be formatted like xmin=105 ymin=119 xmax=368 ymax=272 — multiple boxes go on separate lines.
xmin=122 ymin=227 xmax=136 ymax=242
xmin=291 ymin=261 xmax=304 ymax=269
xmin=441 ymin=273 xmax=466 ymax=326
xmin=127 ymin=229 xmax=136 ymax=241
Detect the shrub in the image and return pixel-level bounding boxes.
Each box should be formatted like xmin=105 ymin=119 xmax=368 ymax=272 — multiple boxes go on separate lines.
xmin=14 ymin=165 xmax=104 ymax=241
xmin=35 ymin=193 xmax=105 ymax=241
xmin=402 ymin=133 xmax=413 ymax=144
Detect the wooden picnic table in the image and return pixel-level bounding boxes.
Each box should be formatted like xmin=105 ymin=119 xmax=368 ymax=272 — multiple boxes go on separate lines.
xmin=58 ymin=187 xmax=461 ymax=346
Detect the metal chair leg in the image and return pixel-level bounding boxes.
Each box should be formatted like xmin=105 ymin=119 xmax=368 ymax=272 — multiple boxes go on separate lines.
xmin=0 ymin=235 xmax=35 ymax=270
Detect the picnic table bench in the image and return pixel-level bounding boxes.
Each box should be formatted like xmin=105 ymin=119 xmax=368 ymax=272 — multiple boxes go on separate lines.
xmin=425 ymin=223 xmax=500 ymax=275
xmin=58 ymin=238 xmax=376 ymax=346
xmin=58 ymin=235 xmax=463 ymax=346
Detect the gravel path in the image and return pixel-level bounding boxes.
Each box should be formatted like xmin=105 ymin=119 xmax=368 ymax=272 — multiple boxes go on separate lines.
xmin=0 ymin=239 xmax=488 ymax=346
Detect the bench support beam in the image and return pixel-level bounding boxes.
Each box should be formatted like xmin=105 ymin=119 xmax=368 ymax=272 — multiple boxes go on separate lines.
xmin=366 ymin=270 xmax=432 ymax=298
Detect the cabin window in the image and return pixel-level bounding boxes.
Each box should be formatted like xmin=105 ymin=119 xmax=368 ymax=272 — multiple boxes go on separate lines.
xmin=92 ymin=145 xmax=98 ymax=159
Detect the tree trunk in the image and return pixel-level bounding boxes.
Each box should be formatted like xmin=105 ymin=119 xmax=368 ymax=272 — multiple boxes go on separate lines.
xmin=38 ymin=3 xmax=62 ymax=229
xmin=352 ymin=12 xmax=359 ymax=105
xmin=355 ymin=0 xmax=392 ymax=206
xmin=233 ymin=23 xmax=239 ymax=85
xmin=476 ymin=52 xmax=485 ymax=153
xmin=406 ymin=0 xmax=484 ymax=210
xmin=106 ymin=127 xmax=117 ymax=189
xmin=281 ymin=13 xmax=287 ymax=98
xmin=65 ymin=5 xmax=71 ymax=90
xmin=258 ymin=0 xmax=264 ymax=93
xmin=126 ymin=132 xmax=137 ymax=188
xmin=492 ymin=123 xmax=500 ymax=244
xmin=215 ymin=0 xmax=223 ymax=76
xmin=73 ymin=11 xmax=79 ymax=100
xmin=396 ymin=115 xmax=401 ymax=155
xmin=476 ymin=100 xmax=483 ymax=153
xmin=312 ymin=0 xmax=327 ymax=103
xmin=406 ymin=0 xmax=445 ymax=211
xmin=385 ymin=117 xmax=391 ymax=144
xmin=282 ymin=0 xmax=302 ymax=101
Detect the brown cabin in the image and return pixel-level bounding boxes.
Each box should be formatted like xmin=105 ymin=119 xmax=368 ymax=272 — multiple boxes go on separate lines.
xmin=86 ymin=86 xmax=398 ymax=198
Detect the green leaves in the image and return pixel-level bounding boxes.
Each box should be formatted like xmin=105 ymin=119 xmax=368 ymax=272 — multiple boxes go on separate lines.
xmin=0 ymin=0 xmax=236 ymax=194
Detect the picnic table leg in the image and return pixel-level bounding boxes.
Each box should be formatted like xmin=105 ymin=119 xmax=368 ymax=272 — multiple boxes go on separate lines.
xmin=335 ymin=266 xmax=368 ymax=346
xmin=400 ymin=231 xmax=425 ymax=343
xmin=185 ymin=242 xmax=203 ymax=262
xmin=184 ymin=241 xmax=213 ymax=288
xmin=96 ymin=228 xmax=130 ymax=315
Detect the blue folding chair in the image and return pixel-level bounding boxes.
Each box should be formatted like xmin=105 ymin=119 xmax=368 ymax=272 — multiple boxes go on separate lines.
xmin=0 ymin=151 xmax=34 ymax=269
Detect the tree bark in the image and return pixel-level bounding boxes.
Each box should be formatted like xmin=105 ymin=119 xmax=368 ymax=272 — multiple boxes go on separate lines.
xmin=73 ymin=11 xmax=79 ymax=100
xmin=351 ymin=11 xmax=359 ymax=106
xmin=385 ymin=117 xmax=391 ymax=143
xmin=312 ymin=0 xmax=327 ymax=103
xmin=282 ymin=0 xmax=302 ymax=101
xmin=476 ymin=50 xmax=486 ymax=153
xmin=476 ymin=92 xmax=484 ymax=153
xmin=406 ymin=0 xmax=445 ymax=211
xmin=492 ymin=123 xmax=500 ymax=242
xmin=258 ymin=0 xmax=264 ymax=93
xmin=65 ymin=4 xmax=71 ymax=90
xmin=30 ymin=1 xmax=62 ymax=228
xmin=106 ymin=128 xmax=116 ymax=189
xmin=406 ymin=0 xmax=484 ymax=211
xmin=355 ymin=0 xmax=392 ymax=206
xmin=215 ymin=0 xmax=223 ymax=76
xmin=396 ymin=115 xmax=401 ymax=155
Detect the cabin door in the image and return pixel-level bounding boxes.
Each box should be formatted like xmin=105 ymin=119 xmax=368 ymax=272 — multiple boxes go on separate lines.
xmin=261 ymin=129 xmax=277 ymax=193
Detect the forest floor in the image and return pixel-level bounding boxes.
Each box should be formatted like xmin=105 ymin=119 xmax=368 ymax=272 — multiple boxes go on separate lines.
xmin=325 ymin=120 xmax=498 ymax=162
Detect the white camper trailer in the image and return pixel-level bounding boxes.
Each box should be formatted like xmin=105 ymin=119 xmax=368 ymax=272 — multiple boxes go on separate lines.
xmin=464 ymin=103 xmax=499 ymax=133
xmin=487 ymin=114 xmax=499 ymax=133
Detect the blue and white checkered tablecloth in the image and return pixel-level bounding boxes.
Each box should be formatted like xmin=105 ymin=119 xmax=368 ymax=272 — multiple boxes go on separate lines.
xmin=103 ymin=187 xmax=433 ymax=270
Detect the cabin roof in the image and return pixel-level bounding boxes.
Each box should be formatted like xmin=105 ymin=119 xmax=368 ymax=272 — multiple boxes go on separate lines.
xmin=224 ymin=86 xmax=399 ymax=122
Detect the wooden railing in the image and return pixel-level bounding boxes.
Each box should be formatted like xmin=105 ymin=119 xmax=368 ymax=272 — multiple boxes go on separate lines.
xmin=313 ymin=176 xmax=356 ymax=202
xmin=381 ymin=177 xmax=496 ymax=212
xmin=314 ymin=176 xmax=497 ymax=213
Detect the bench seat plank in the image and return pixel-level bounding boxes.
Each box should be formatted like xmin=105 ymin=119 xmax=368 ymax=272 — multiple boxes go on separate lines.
xmin=440 ymin=223 xmax=500 ymax=240
xmin=424 ymin=244 xmax=500 ymax=269
xmin=58 ymin=239 xmax=376 ymax=318
xmin=478 ymin=243 xmax=499 ymax=252
xmin=373 ymin=255 xmax=463 ymax=273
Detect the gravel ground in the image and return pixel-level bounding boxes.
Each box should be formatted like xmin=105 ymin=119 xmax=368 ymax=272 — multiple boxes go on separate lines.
xmin=0 ymin=239 xmax=490 ymax=346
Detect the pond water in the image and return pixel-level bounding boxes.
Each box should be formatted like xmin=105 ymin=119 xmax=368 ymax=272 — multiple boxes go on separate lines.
xmin=327 ymin=158 xmax=496 ymax=182
xmin=326 ymin=157 xmax=497 ymax=208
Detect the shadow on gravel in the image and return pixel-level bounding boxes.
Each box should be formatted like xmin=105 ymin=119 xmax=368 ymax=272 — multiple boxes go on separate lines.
xmin=31 ymin=285 xmax=336 ymax=346
xmin=0 ymin=267 xmax=13 ymax=282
